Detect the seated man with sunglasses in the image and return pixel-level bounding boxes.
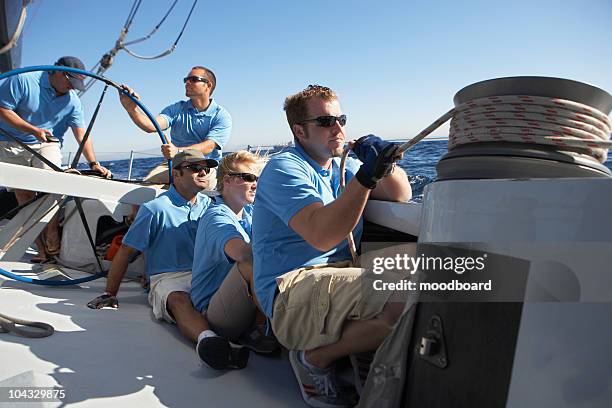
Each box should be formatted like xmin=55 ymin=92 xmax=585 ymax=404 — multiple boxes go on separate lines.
xmin=87 ymin=150 xmax=247 ymax=368
xmin=191 ymin=151 xmax=278 ymax=370
xmin=118 ymin=65 xmax=231 ymax=189
xmin=252 ymin=85 xmax=412 ymax=407
xmin=0 ymin=55 xmax=111 ymax=262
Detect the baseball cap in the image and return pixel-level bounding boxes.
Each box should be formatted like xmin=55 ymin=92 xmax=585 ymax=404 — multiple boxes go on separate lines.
xmin=172 ymin=149 xmax=219 ymax=169
xmin=55 ymin=56 xmax=86 ymax=91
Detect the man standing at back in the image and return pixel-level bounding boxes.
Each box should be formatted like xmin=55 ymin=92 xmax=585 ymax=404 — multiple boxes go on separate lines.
xmin=252 ymin=85 xmax=411 ymax=407
xmin=0 ymin=56 xmax=111 ymax=261
xmin=118 ymin=66 xmax=231 ymax=189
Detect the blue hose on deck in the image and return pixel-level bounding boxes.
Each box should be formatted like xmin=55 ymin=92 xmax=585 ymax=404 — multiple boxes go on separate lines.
xmin=0 ymin=266 xmax=106 ymax=285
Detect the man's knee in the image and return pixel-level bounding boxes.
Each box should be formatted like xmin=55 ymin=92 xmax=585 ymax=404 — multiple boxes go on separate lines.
xmin=166 ymin=291 xmax=193 ymax=312
xmin=377 ymin=301 xmax=405 ymax=329
xmin=14 ymin=189 xmax=35 ymax=204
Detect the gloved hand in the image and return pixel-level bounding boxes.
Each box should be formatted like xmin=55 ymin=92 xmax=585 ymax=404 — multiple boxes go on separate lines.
xmin=352 ymin=134 xmax=402 ymax=189
xmin=87 ymin=293 xmax=118 ymax=309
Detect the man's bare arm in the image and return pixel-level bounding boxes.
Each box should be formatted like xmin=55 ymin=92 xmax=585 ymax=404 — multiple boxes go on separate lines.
xmin=370 ymin=166 xmax=411 ymax=202
xmin=105 ymin=244 xmax=137 ymax=296
xmin=224 ymin=238 xmax=253 ymax=263
xmin=289 ymin=178 xmax=371 ymax=252
xmin=0 ymin=107 xmax=52 ymax=142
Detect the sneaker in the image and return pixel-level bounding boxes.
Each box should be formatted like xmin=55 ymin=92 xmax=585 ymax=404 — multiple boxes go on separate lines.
xmin=289 ymin=350 xmax=354 ymax=408
xmin=238 ymin=324 xmax=280 ymax=354
xmin=349 ymin=351 xmax=374 ymax=396
xmin=196 ymin=336 xmax=249 ymax=370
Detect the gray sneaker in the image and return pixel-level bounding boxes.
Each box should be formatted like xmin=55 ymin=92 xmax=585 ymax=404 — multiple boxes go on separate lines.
xmin=289 ymin=350 xmax=354 ymax=408
xmin=349 ymin=351 xmax=374 ymax=396
xmin=237 ymin=324 xmax=280 ymax=354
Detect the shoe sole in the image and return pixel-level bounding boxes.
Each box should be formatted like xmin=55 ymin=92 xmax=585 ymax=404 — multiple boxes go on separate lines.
xmin=288 ymin=351 xmax=350 ymax=408
xmin=197 ymin=337 xmax=249 ymax=370
xmin=239 ymin=341 xmax=280 ymax=355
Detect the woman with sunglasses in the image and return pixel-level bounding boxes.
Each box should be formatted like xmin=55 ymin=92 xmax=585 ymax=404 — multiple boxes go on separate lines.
xmin=191 ymin=151 xmax=278 ymax=369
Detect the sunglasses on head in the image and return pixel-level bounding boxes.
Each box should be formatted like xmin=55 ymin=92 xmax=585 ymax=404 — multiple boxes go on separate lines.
xmin=299 ymin=114 xmax=347 ymax=128
xmin=183 ymin=75 xmax=209 ymax=84
xmin=228 ymin=172 xmax=259 ymax=182
xmin=181 ymin=164 xmax=211 ymax=174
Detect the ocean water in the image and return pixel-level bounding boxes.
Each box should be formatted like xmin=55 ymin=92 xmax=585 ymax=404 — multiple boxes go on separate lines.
xmin=93 ymin=140 xmax=612 ymax=202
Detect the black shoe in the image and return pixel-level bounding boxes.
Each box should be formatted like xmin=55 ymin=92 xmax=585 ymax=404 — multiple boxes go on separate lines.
xmin=238 ymin=324 xmax=280 ymax=354
xmin=196 ymin=336 xmax=250 ymax=370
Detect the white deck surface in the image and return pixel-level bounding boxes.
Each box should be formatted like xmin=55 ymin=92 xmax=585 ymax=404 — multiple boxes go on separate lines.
xmin=0 ymin=262 xmax=304 ymax=408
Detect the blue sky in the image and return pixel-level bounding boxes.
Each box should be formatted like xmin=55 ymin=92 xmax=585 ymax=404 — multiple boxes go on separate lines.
xmin=17 ymin=0 xmax=612 ymax=159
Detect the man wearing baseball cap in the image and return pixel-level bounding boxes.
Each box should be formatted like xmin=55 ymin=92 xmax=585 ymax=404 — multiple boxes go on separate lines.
xmin=88 ymin=150 xmax=250 ymax=370
xmin=0 ymin=55 xmax=111 ymax=261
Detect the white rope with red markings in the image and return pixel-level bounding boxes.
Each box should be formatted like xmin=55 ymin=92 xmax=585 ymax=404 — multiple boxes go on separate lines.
xmin=399 ymin=95 xmax=612 ymax=162
xmin=341 ymin=94 xmax=612 ymax=265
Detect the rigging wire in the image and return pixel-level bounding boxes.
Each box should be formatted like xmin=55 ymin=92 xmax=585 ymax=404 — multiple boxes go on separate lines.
xmin=80 ymin=0 xmax=198 ymax=95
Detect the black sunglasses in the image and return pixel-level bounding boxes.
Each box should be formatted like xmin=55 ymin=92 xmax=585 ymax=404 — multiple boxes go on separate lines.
xmin=183 ymin=75 xmax=209 ymax=84
xmin=181 ymin=164 xmax=211 ymax=174
xmin=299 ymin=114 xmax=347 ymax=128
xmin=228 ymin=172 xmax=259 ymax=182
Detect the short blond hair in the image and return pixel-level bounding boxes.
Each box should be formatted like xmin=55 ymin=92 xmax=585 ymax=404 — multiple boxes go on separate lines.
xmin=283 ymin=85 xmax=338 ymax=132
xmin=217 ymin=150 xmax=262 ymax=193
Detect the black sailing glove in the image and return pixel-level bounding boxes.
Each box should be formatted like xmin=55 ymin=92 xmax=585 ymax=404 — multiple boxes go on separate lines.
xmin=87 ymin=293 xmax=118 ymax=309
xmin=352 ymin=134 xmax=402 ymax=189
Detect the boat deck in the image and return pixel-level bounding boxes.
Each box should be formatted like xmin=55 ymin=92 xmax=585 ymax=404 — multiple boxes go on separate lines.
xmin=0 ymin=261 xmax=304 ymax=407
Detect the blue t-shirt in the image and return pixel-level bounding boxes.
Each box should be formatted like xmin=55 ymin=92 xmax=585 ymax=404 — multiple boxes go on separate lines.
xmin=122 ymin=186 xmax=211 ymax=277
xmin=0 ymin=72 xmax=84 ymax=144
xmin=191 ymin=197 xmax=253 ymax=312
xmin=159 ymin=98 xmax=231 ymax=161
xmin=252 ymin=143 xmax=362 ymax=317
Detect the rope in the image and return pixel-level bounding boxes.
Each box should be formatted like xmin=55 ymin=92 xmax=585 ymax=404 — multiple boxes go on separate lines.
xmin=338 ymin=92 xmax=612 ymax=262
xmin=121 ymin=0 xmax=198 ymax=60
xmin=80 ymin=0 xmax=198 ymax=92
xmin=448 ymin=95 xmax=612 ymax=162
xmin=0 ymin=0 xmax=29 ymax=55
xmin=0 ymin=312 xmax=54 ymax=338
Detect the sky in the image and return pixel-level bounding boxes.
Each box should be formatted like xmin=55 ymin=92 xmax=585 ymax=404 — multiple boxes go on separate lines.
xmin=13 ymin=0 xmax=612 ymax=160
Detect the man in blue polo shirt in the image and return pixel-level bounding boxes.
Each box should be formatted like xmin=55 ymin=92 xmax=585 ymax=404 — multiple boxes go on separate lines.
xmin=0 ymin=56 xmax=111 ymax=261
xmin=87 ymin=150 xmax=248 ymax=370
xmin=191 ymin=151 xmax=277 ymax=363
xmin=118 ymin=66 xmax=231 ymax=189
xmin=252 ymin=85 xmax=412 ymax=407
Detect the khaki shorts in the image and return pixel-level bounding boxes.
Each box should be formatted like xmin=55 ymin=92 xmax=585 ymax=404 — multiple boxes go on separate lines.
xmin=205 ymin=263 xmax=256 ymax=340
xmin=148 ymin=271 xmax=192 ymax=323
xmin=0 ymin=141 xmax=62 ymax=169
xmin=144 ymin=162 xmax=217 ymax=190
xmin=271 ymin=262 xmax=396 ymax=350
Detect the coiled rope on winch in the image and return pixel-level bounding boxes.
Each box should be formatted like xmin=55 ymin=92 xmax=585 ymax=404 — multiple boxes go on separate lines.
xmin=340 ymin=92 xmax=612 ymax=265
xmin=448 ymin=95 xmax=612 ymax=162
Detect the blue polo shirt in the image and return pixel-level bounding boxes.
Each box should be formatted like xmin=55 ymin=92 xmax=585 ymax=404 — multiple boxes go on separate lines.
xmin=191 ymin=197 xmax=253 ymax=312
xmin=159 ymin=98 xmax=231 ymax=161
xmin=122 ymin=186 xmax=211 ymax=277
xmin=252 ymin=143 xmax=362 ymax=317
xmin=0 ymin=72 xmax=84 ymax=144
